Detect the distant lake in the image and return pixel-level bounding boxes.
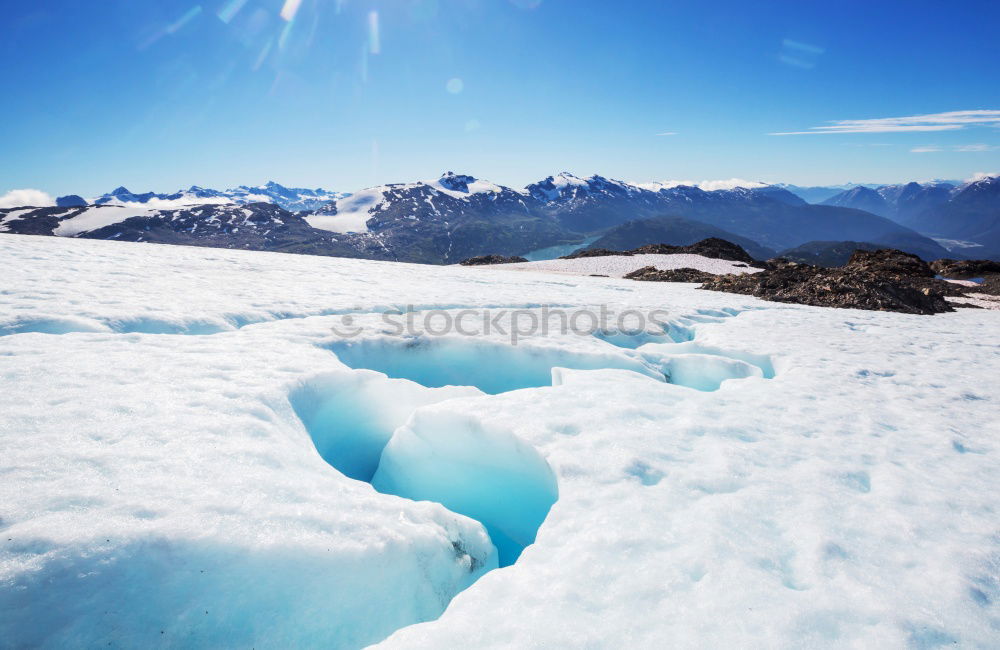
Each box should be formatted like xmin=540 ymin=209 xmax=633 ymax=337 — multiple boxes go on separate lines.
xmin=523 ymin=235 xmax=600 ymax=261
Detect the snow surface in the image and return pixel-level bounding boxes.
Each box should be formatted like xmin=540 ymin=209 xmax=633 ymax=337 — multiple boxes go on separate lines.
xmin=947 ymin=293 xmax=1000 ymax=311
xmin=1 ymin=234 xmax=999 ymax=648
xmin=100 ymin=195 xmax=234 ymax=209
xmin=427 ymin=176 xmax=506 ymax=199
xmin=53 ymin=205 xmax=155 ymax=236
xmin=476 ymin=253 xmax=759 ymax=278
xmin=932 ymin=237 xmax=986 ymax=252
xmin=306 ymin=186 xmax=386 ymax=233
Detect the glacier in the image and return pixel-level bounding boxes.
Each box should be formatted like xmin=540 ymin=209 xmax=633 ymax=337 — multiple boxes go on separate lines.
xmin=0 ymin=234 xmax=998 ymax=648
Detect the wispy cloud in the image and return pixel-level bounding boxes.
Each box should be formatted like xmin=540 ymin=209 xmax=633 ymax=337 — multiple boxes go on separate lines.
xmin=778 ymin=55 xmax=815 ymax=69
xmin=0 ymin=189 xmax=55 ymax=208
xmin=655 ymin=132 xmax=677 ymax=136
xmin=783 ymin=39 xmax=825 ymax=55
xmin=955 ymin=143 xmax=995 ymax=152
xmin=778 ymin=38 xmax=824 ymax=69
xmin=771 ymin=109 xmax=1000 ymax=135
xmin=910 ymin=143 xmax=997 ymax=153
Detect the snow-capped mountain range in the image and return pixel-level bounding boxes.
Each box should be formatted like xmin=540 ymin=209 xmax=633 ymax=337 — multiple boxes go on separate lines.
xmin=3 ymin=171 xmax=998 ymax=263
xmin=88 ymin=181 xmax=347 ymax=212
xmin=822 ymin=181 xmax=958 ymax=222
xmin=820 ymin=178 xmax=1000 ymax=256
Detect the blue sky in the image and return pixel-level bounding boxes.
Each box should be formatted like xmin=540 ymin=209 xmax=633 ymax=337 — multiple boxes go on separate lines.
xmin=3 ymin=0 xmax=999 ymax=197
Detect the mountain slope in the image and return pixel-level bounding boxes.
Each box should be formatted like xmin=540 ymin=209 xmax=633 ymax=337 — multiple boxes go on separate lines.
xmin=774 ymin=183 xmax=869 ymax=204
xmin=821 ymin=187 xmax=891 ymax=216
xmin=651 ymin=199 xmax=950 ymax=259
xmin=877 ymin=182 xmax=956 ymax=224
xmin=306 ymin=173 xmax=575 ymax=262
xmin=778 ymin=241 xmax=884 ymax=267
xmin=0 ymin=203 xmax=367 ymax=258
xmin=516 ymin=173 xmax=945 ymax=257
xmin=0 ymin=180 xmax=576 ymax=264
xmin=821 ymin=181 xmax=957 ymax=225
xmin=905 ymin=175 xmax=1000 ymax=258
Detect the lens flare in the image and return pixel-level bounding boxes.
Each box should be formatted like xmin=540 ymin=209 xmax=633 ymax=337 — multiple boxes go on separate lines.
xmin=446 ymin=78 xmax=463 ymax=94
xmin=217 ymin=0 xmax=248 ymax=24
xmin=280 ymin=0 xmax=302 ymax=22
xmin=368 ymin=11 xmax=380 ymax=55
xmin=253 ymin=37 xmax=274 ymax=71
xmin=166 ymin=5 xmax=202 ymax=35
xmin=278 ymin=17 xmax=295 ymax=49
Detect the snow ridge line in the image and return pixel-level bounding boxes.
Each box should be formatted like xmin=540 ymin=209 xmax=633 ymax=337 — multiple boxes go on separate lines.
xmin=0 ymin=303 xmax=582 ymax=337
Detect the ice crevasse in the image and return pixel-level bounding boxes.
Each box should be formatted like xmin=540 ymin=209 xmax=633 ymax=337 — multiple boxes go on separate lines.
xmin=289 ymin=367 xmax=560 ymax=568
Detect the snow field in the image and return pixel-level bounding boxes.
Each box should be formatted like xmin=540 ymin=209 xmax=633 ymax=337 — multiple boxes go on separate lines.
xmin=0 ymin=235 xmax=998 ymax=648
xmin=475 ymin=253 xmax=761 ymax=278
xmin=0 ymin=328 xmax=497 ymax=648
xmin=53 ymin=205 xmax=156 ymax=236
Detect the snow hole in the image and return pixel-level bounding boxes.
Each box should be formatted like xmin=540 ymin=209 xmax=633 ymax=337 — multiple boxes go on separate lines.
xmin=326 ymin=337 xmax=665 ymax=394
xmin=636 ymin=341 xmax=776 ymax=391
xmin=289 ymin=367 xmax=558 ymax=567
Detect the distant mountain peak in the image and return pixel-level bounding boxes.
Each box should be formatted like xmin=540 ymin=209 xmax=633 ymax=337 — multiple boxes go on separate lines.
xmin=438 ymin=172 xmax=477 ymax=192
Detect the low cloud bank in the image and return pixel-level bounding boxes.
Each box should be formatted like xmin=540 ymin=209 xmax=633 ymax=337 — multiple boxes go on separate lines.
xmin=0 ymin=189 xmax=55 ymax=208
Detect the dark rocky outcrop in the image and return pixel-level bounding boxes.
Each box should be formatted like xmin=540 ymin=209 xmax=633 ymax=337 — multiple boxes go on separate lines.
xmin=623 ymin=266 xmax=717 ymax=283
xmin=700 ymin=249 xmax=962 ymax=315
xmin=973 ymin=275 xmax=1000 ymax=296
xmin=458 ymin=254 xmax=529 ymax=266
xmin=929 ymin=259 xmax=1000 ymax=298
xmin=845 ymin=248 xmax=936 ymax=278
xmin=560 ymin=248 xmax=633 ymax=259
xmin=561 ymin=238 xmax=758 ymax=264
xmin=930 ymin=258 xmax=1000 ymax=280
xmin=633 ymin=238 xmax=758 ymax=264
xmin=778 ymin=240 xmax=883 ymax=267
xmin=582 ymin=215 xmax=775 ymax=261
